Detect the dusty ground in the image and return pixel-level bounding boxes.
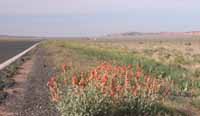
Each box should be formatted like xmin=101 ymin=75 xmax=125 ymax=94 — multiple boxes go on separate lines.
xmin=0 ymin=59 xmax=33 ymax=116
xmin=0 ymin=47 xmax=59 ymax=116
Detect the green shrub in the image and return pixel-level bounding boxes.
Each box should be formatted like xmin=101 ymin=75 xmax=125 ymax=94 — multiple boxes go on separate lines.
xmin=173 ymin=55 xmax=188 ymax=65
xmin=57 ymin=85 xmax=176 ymax=116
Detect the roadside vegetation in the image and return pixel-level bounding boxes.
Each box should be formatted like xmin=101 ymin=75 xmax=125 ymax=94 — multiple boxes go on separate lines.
xmin=43 ymin=39 xmax=200 ymax=116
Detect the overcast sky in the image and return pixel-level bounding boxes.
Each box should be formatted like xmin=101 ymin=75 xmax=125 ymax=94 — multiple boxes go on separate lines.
xmin=0 ymin=0 xmax=200 ymax=37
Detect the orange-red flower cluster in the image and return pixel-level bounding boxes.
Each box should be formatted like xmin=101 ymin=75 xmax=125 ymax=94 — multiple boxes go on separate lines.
xmin=47 ymin=62 xmax=171 ymax=102
xmin=47 ymin=76 xmax=60 ymax=102
xmin=69 ymin=63 xmax=168 ymax=98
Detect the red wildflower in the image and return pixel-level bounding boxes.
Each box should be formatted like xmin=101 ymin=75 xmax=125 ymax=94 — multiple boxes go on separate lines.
xmin=125 ymin=71 xmax=130 ymax=89
xmin=72 ymin=74 xmax=78 ymax=86
xmin=47 ymin=76 xmax=60 ymax=102
xmin=132 ymin=84 xmax=138 ymax=96
xmin=47 ymin=76 xmax=57 ymax=88
xmin=110 ymin=78 xmax=116 ymax=91
xmin=92 ymin=69 xmax=98 ymax=79
xmin=89 ymin=70 xmax=95 ymax=80
xmin=116 ymin=85 xmax=123 ymax=92
xmin=122 ymin=66 xmax=127 ymax=73
xmin=136 ymin=64 xmax=142 ymax=80
xmin=64 ymin=78 xmax=67 ymax=85
xmin=101 ymin=73 xmax=108 ymax=86
xmin=101 ymin=87 xmax=106 ymax=94
xmin=62 ymin=64 xmax=67 ymax=73
xmin=79 ymin=78 xmax=86 ymax=88
xmin=113 ymin=74 xmax=117 ymax=78
xmin=115 ymin=66 xmax=121 ymax=73
xmin=128 ymin=64 xmax=132 ymax=70
xmin=110 ymin=91 xmax=115 ymax=97
xmin=129 ymin=70 xmax=134 ymax=79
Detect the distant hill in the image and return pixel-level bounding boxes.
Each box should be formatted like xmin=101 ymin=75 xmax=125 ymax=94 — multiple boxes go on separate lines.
xmin=108 ymin=31 xmax=200 ymax=37
xmin=0 ymin=35 xmax=38 ymax=38
xmin=158 ymin=31 xmax=200 ymax=36
xmin=121 ymin=32 xmax=144 ymax=36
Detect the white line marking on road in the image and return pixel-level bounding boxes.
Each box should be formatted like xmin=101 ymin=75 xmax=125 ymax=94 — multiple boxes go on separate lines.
xmin=0 ymin=42 xmax=40 ymax=70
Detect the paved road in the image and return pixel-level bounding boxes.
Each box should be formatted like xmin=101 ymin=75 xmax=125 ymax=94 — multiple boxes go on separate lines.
xmin=0 ymin=40 xmax=38 ymax=64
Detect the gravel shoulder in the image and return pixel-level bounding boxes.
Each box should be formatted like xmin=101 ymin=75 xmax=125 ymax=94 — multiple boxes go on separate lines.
xmin=0 ymin=47 xmax=59 ymax=116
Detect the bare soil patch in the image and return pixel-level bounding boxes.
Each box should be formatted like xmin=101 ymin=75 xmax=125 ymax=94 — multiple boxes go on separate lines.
xmin=0 ymin=59 xmax=33 ymax=116
xmin=0 ymin=47 xmax=59 ymax=116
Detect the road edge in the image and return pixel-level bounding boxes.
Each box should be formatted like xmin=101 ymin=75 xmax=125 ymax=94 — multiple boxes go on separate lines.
xmin=0 ymin=42 xmax=40 ymax=71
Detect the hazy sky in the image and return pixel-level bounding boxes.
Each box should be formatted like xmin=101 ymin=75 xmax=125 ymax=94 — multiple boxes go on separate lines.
xmin=0 ymin=0 xmax=200 ymax=37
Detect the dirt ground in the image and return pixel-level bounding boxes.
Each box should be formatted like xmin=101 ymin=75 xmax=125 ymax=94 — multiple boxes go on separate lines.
xmin=0 ymin=47 xmax=59 ymax=116
xmin=0 ymin=58 xmax=33 ymax=116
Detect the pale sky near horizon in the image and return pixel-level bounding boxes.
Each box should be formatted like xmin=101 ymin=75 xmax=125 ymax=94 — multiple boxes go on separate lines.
xmin=0 ymin=0 xmax=200 ymax=37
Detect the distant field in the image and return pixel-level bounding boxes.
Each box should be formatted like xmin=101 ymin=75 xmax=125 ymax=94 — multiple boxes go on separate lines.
xmin=0 ymin=39 xmax=38 ymax=63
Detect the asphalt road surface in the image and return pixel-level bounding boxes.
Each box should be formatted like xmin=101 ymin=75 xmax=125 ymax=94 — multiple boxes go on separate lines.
xmin=0 ymin=40 xmax=38 ymax=64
